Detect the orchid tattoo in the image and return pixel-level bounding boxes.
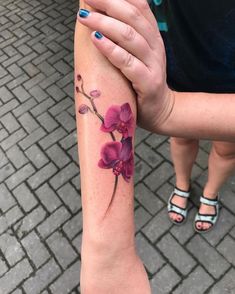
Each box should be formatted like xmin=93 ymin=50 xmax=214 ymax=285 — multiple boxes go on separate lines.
xmin=76 ymin=74 xmax=134 ymax=212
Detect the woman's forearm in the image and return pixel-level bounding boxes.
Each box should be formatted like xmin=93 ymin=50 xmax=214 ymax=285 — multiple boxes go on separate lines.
xmin=74 ymin=16 xmax=137 ymax=253
xmin=157 ymin=90 xmax=235 ymax=141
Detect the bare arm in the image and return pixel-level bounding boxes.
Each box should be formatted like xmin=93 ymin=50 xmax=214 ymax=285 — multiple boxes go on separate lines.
xmin=75 ymin=2 xmax=150 ymax=293
xmin=156 ymin=90 xmax=235 ymax=142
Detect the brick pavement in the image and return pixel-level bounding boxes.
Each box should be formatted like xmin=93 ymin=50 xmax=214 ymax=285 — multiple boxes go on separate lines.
xmin=0 ymin=0 xmax=235 ymax=293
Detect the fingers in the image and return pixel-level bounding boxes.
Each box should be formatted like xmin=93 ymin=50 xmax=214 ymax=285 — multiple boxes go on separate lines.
xmin=90 ymin=31 xmax=151 ymax=92
xmin=124 ymin=0 xmax=159 ymax=29
xmin=77 ymin=11 xmax=153 ymax=67
xmin=83 ymin=0 xmax=161 ymax=50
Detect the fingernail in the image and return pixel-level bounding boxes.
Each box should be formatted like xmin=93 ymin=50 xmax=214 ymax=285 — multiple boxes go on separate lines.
xmin=78 ymin=9 xmax=90 ymax=18
xmin=95 ymin=31 xmax=103 ymax=39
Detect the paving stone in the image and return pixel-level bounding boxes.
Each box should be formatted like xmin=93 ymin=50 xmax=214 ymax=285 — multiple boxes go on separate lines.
xmin=134 ymin=206 xmax=152 ymax=232
xmin=57 ymin=182 xmax=81 ymax=213
xmin=49 ymin=162 xmax=79 ymax=190
xmin=230 ymin=226 xmax=235 ymax=239
xmin=18 ymin=112 xmax=39 ymax=133
xmin=0 ymin=183 xmax=16 ymax=213
xmin=13 ymin=206 xmax=46 ymax=239
xmin=220 ymin=185 xmax=235 ymax=213
xmin=30 ymin=97 xmax=55 ymax=117
xmin=46 ymin=84 xmax=66 ymax=101
xmin=135 ymin=143 xmax=163 ymax=168
xmin=50 ymin=260 xmax=81 ymax=294
xmin=144 ymin=162 xmax=174 ymax=192
xmin=0 ymin=259 xmax=8 ymax=278
xmin=46 ymin=231 xmax=77 ymax=269
xmin=46 ymin=143 xmax=70 ymax=168
xmin=0 ymin=147 xmax=9 ymax=169
xmin=0 ymin=112 xmax=20 ymax=133
xmin=5 ymin=163 xmax=36 ymax=190
xmin=209 ymin=268 xmax=235 ymax=294
xmin=27 ymin=162 xmax=58 ymax=189
xmin=217 ymin=235 xmax=235 ymax=266
xmin=203 ymin=207 xmax=235 ymax=247
xmin=24 ymin=144 xmax=49 ymax=169
xmin=36 ymin=183 xmax=62 ymax=213
xmin=135 ymin=183 xmax=164 ymax=215
xmin=37 ymin=111 xmax=59 ymax=132
xmin=134 ymin=159 xmax=152 ymax=184
xmin=0 ymin=230 xmax=25 ymax=266
xmin=0 ymin=86 xmax=13 ymax=103
xmin=0 ymin=206 xmax=24 ymax=235
xmin=156 ymin=141 xmax=172 ymax=161
xmin=28 ymin=85 xmax=48 ymax=102
xmin=196 ymin=148 xmax=209 ymax=169
xmin=142 ymin=208 xmax=172 ymax=243
xmin=157 ymin=233 xmax=196 ymax=276
xmin=63 ymin=211 xmax=83 ymax=240
xmin=187 ymin=235 xmax=230 ymax=279
xmin=145 ymin=134 xmax=167 ymax=148
xmin=0 ymin=162 xmax=15 ymax=183
xmin=12 ymin=97 xmax=38 ymax=117
xmin=23 ymin=229 xmax=49 ymax=268
xmin=0 ymin=258 xmax=33 ymax=294
xmin=1 ymin=128 xmax=26 ymax=151
xmin=72 ymin=233 xmax=82 ymax=255
xmin=136 ymin=233 xmax=165 ymax=274
xmin=37 ymin=206 xmax=70 ymax=239
xmin=39 ymin=127 xmax=67 ymax=150
xmin=6 ymin=144 xmax=29 ymax=168
xmin=13 ymin=182 xmax=38 ymax=212
xmin=23 ymin=258 xmax=61 ymax=294
xmin=173 ymin=266 xmax=214 ymax=294
xmin=151 ymin=264 xmax=181 ymax=294
xmin=18 ymin=127 xmax=46 ymax=150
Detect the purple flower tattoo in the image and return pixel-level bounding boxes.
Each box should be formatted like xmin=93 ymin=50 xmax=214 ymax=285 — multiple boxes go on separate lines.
xmin=98 ymin=137 xmax=134 ymax=182
xmin=100 ymin=103 xmax=134 ymax=138
xmin=76 ymin=74 xmax=134 ymax=213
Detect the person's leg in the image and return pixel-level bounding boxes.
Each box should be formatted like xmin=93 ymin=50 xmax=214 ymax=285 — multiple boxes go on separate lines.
xmin=196 ymin=141 xmax=235 ymax=230
xmin=169 ymin=137 xmax=200 ymax=222
xmin=75 ymin=8 xmax=150 ymax=294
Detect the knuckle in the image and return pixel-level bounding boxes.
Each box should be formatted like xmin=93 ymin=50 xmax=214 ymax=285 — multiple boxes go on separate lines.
xmin=138 ymin=0 xmax=149 ymax=11
xmin=129 ymin=6 xmax=141 ymax=20
xmin=123 ymin=53 xmax=134 ymax=67
xmin=122 ymin=25 xmax=136 ymax=41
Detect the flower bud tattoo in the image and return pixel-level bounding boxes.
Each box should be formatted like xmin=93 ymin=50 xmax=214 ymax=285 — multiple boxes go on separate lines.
xmin=76 ymin=74 xmax=134 ymax=213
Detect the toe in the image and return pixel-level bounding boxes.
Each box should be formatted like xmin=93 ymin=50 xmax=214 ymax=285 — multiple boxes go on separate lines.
xmin=177 ymin=215 xmax=183 ymax=222
xmin=196 ymin=222 xmax=202 ymax=229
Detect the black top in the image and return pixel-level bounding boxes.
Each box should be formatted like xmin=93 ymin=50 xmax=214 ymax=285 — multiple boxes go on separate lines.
xmin=148 ymin=0 xmax=235 ymax=93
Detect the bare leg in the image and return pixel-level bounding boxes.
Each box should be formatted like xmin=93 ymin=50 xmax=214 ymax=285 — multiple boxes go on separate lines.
xmin=74 ymin=5 xmax=150 ymax=294
xmin=169 ymin=137 xmax=199 ymax=222
xmin=196 ymin=141 xmax=235 ymax=230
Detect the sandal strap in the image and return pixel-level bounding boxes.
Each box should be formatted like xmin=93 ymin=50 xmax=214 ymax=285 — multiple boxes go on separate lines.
xmin=174 ymin=187 xmax=190 ymax=198
xmin=168 ymin=202 xmax=187 ymax=217
xmin=195 ymin=213 xmax=217 ymax=224
xmin=200 ymin=195 xmax=218 ymax=206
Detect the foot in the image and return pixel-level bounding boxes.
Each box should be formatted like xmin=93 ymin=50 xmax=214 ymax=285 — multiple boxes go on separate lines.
xmin=168 ymin=194 xmax=188 ymax=223
xmin=195 ymin=202 xmax=216 ymax=231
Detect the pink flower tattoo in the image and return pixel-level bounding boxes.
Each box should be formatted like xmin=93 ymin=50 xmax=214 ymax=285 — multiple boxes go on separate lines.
xmin=76 ymin=74 xmax=134 ymax=213
xmin=100 ymin=103 xmax=134 ymax=138
xmin=98 ymin=137 xmax=134 ymax=182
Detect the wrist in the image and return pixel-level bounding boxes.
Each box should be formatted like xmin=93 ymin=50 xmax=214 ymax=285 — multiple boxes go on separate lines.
xmin=154 ymin=87 xmax=176 ymax=134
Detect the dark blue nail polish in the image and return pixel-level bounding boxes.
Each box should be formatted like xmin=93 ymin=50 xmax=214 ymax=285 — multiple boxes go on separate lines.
xmin=78 ymin=9 xmax=90 ymax=18
xmin=95 ymin=31 xmax=103 ymax=39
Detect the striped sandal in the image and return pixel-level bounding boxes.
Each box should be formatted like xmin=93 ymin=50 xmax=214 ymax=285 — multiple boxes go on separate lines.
xmin=167 ymin=186 xmax=191 ymax=225
xmin=194 ymin=194 xmax=221 ymax=234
